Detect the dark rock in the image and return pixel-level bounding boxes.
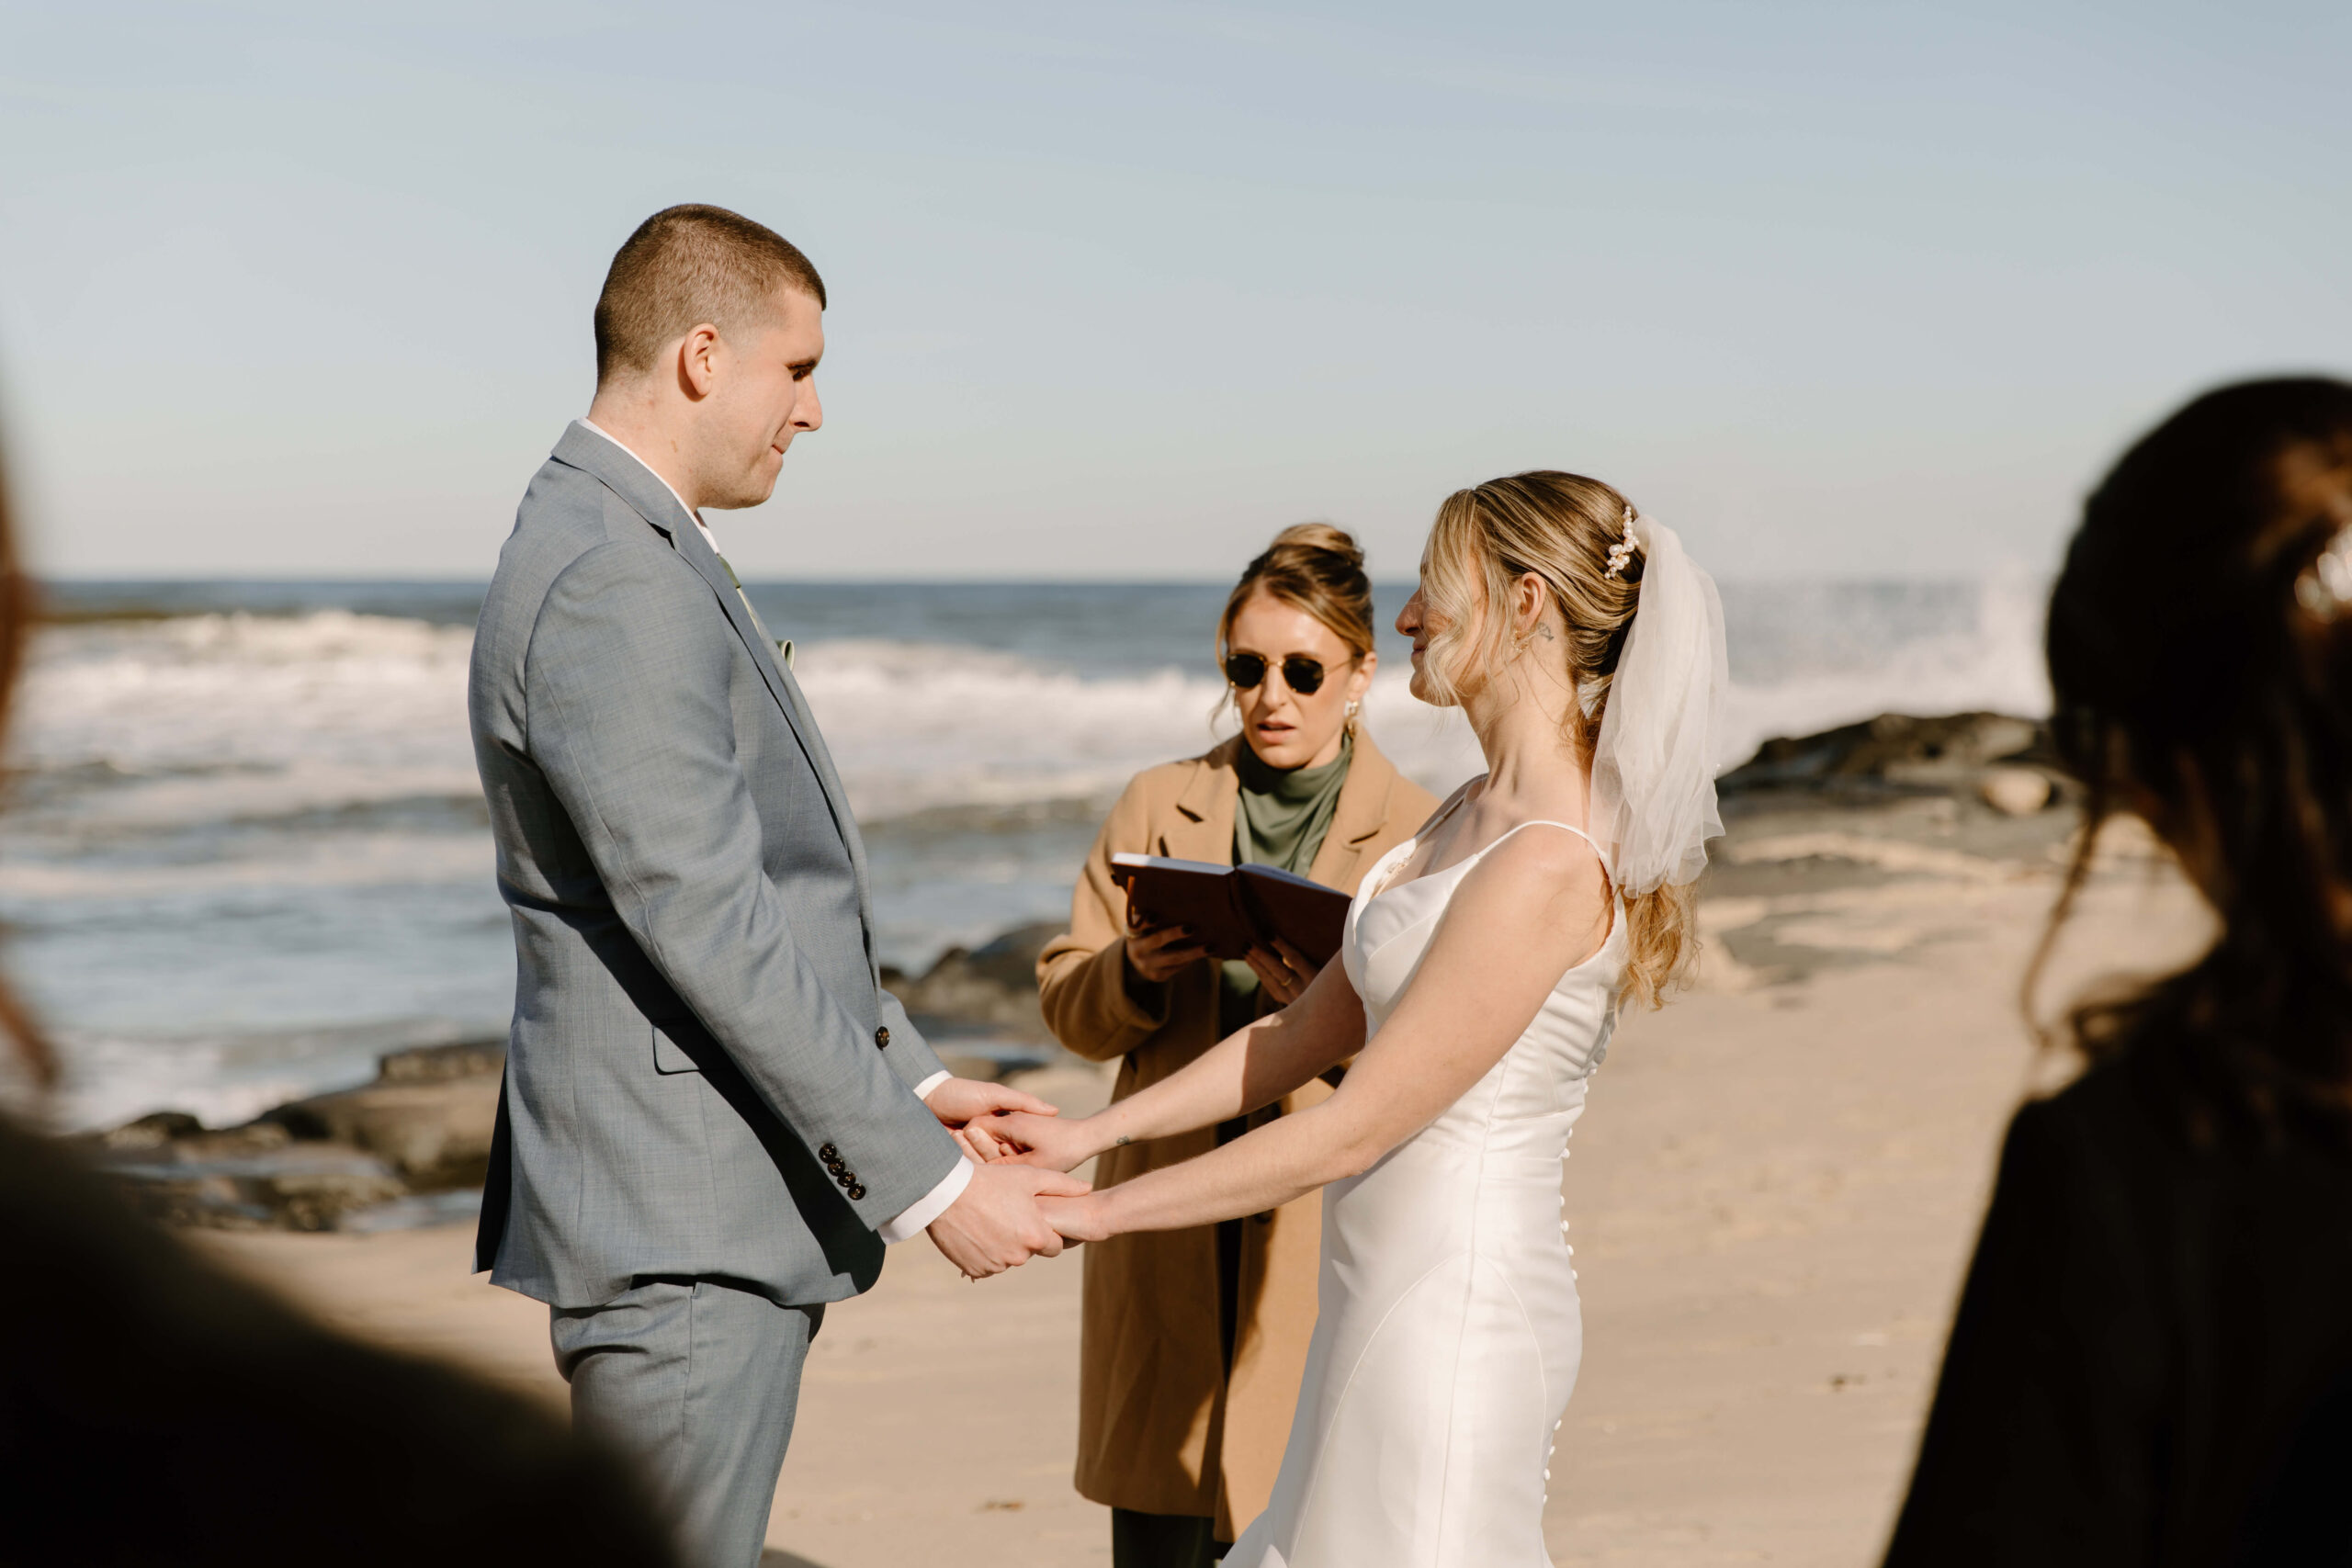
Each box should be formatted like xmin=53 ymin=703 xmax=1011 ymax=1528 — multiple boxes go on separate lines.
xmin=1722 ymin=712 xmax=2059 ymax=797
xmin=91 ymin=1037 xmax=508 ymax=1228
xmin=96 ymin=1144 xmax=405 ymax=1232
xmin=95 ymin=927 xmax=1087 ymax=1228
xmin=265 ymin=1073 xmax=499 ymax=1191
xmin=83 ymin=1114 xmax=293 ymax=1160
xmin=91 ymin=1111 xmax=205 ymax=1151
xmin=887 ymin=921 xmax=1063 ymax=1045
xmin=378 ymin=1039 xmax=505 ymax=1082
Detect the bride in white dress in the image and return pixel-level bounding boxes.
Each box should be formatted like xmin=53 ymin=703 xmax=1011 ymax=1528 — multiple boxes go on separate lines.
xmin=981 ymin=471 xmax=1726 ymax=1566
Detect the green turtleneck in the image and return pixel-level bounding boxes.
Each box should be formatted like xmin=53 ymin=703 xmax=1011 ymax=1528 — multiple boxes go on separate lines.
xmin=1219 ymin=731 xmax=1354 ymax=1036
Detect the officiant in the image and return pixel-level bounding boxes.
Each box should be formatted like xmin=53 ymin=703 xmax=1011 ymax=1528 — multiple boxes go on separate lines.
xmin=1035 ymin=525 xmax=1439 ymax=1568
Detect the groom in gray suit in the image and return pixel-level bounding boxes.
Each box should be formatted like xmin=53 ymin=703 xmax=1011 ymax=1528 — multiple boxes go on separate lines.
xmin=469 ymin=204 xmax=1084 ymax=1565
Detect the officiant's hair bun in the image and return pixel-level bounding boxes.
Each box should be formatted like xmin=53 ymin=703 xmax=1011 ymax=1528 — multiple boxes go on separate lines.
xmin=594 ymin=204 xmax=828 ymax=383
xmin=1218 ymin=523 xmax=1377 ymax=663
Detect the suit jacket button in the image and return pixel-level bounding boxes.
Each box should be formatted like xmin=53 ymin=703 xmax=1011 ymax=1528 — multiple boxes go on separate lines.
xmin=874 ymin=1025 xmax=891 ymax=1048
xmin=848 ymin=1184 xmax=866 ymax=1201
xmin=819 ymin=1144 xmax=839 ymax=1161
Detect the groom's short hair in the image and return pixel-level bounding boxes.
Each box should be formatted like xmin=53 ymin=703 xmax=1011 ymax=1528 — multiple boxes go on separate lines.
xmin=594 ymin=205 xmax=828 ymax=384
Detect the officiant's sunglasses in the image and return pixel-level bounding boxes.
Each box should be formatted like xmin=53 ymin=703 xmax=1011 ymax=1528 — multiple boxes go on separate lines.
xmin=1223 ymin=653 xmax=1330 ymax=696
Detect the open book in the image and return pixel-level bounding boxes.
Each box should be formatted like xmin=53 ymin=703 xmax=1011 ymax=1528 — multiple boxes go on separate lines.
xmin=1110 ymin=853 xmax=1354 ymax=968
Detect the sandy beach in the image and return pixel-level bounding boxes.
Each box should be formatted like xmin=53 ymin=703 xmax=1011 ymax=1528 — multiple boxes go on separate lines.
xmin=188 ymin=795 xmax=2209 ymax=1568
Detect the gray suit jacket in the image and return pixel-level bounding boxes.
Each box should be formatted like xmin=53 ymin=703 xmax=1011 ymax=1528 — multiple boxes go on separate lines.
xmin=469 ymin=422 xmax=961 ymax=1309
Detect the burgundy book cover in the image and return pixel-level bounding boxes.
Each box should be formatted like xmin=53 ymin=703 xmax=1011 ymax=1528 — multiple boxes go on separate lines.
xmin=1110 ymin=854 xmax=1352 ymax=966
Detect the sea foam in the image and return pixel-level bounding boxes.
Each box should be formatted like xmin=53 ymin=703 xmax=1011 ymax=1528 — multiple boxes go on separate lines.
xmin=6 ymin=579 xmax=2051 ymax=1129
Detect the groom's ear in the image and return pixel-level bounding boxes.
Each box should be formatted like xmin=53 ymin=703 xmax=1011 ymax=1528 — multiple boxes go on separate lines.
xmin=673 ymin=323 xmax=724 ymax=401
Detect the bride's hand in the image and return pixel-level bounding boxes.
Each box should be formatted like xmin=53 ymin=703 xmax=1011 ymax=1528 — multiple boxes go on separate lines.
xmin=1037 ymin=1192 xmax=1112 ymax=1245
xmin=973 ymin=1109 xmax=1106 ymax=1173
xmin=1245 ymin=937 xmax=1319 ymax=1007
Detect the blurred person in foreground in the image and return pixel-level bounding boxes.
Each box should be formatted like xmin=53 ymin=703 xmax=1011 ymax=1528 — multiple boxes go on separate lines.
xmin=1883 ymin=378 xmax=2352 ymax=1565
xmin=468 ymin=203 xmax=1082 ymax=1567
xmin=1030 ymin=525 xmax=1438 ymax=1566
xmin=0 ymin=432 xmax=674 ymax=1562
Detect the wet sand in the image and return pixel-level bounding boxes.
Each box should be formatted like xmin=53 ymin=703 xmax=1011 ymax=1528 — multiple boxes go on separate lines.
xmin=195 ymin=798 xmax=2210 ymax=1567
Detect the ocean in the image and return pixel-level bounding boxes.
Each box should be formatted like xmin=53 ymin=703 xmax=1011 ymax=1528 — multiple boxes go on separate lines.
xmin=7 ymin=578 xmax=2051 ymax=1132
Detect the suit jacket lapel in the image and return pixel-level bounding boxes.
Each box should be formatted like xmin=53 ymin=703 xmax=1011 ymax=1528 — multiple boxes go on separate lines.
xmin=548 ymin=423 xmax=876 ymax=917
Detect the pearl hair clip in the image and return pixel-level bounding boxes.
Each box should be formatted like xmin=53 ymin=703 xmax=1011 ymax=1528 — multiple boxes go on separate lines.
xmin=1603 ymin=507 xmax=1641 ymax=581
xmin=2296 ymin=520 xmax=2352 ymax=623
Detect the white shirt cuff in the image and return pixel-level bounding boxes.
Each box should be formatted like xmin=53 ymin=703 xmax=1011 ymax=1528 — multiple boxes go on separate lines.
xmin=912 ymin=1069 xmax=950 ymax=1100
xmin=878 ymin=1156 xmax=970 ymax=1245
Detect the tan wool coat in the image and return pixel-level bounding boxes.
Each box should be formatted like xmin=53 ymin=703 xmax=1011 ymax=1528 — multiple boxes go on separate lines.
xmin=1036 ymin=731 xmax=1439 ymax=1537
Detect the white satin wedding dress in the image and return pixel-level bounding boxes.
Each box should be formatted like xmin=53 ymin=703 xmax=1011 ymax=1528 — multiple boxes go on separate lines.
xmin=1226 ymin=790 xmax=1627 ymax=1568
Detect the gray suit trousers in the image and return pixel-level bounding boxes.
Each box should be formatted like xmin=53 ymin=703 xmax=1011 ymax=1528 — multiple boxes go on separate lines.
xmin=552 ymin=1280 xmax=822 ymax=1568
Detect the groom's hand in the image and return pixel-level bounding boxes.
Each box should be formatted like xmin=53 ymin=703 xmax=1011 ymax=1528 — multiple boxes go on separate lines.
xmin=927 ymin=1163 xmax=1091 ymax=1280
xmin=925 ymin=1077 xmax=1059 ymax=1161
xmin=969 ymin=1110 xmax=1096 ymax=1174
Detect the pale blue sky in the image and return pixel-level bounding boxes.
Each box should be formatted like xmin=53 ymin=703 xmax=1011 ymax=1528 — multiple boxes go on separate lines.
xmin=0 ymin=2 xmax=2344 ymax=581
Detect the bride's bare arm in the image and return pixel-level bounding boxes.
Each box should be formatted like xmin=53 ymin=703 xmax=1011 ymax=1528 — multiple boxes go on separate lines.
xmin=985 ymin=954 xmax=1368 ymax=1171
xmin=1043 ymin=827 xmax=1612 ymax=1239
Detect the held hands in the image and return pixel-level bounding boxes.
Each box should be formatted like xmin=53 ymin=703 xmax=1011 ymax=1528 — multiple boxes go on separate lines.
xmin=960 ymin=1112 xmax=1118 ymax=1248
xmin=926 ymin=1161 xmax=1091 ymax=1280
xmin=926 ymin=1076 xmax=1057 ymax=1131
xmin=921 ymin=1077 xmax=1094 ymax=1278
xmin=1036 ymin=1191 xmax=1111 ymax=1245
xmin=967 ymin=1109 xmax=1104 ymax=1174
xmin=924 ymin=1076 xmax=1057 ymax=1164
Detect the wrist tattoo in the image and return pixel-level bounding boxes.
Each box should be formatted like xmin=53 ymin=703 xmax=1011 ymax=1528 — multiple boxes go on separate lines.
xmin=1114 ymin=1134 xmax=1132 ymax=1146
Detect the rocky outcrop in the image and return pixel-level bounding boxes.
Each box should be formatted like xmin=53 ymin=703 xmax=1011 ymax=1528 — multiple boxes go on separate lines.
xmin=1721 ymin=712 xmax=2063 ymax=807
xmin=881 ymin=921 xmax=1063 ymax=1049
xmin=86 ymin=1040 xmax=504 ymax=1232
xmin=96 ymin=924 xmax=1085 ymax=1230
xmin=96 ymin=1141 xmax=407 ymax=1232
xmin=263 ymin=1044 xmax=502 ymax=1191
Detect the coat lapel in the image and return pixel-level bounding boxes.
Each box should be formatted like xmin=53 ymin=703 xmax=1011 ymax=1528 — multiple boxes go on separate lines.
xmin=1167 ymin=732 xmax=1413 ymax=885
xmin=548 ymin=423 xmax=876 ymax=914
xmin=1306 ymin=730 xmax=1406 ymax=890
xmin=1168 ymin=739 xmax=1242 ymax=863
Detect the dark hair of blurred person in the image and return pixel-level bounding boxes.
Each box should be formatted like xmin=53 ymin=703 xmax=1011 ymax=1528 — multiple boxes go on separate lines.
xmin=1883 ymin=377 xmax=2352 ymax=1567
xmin=0 ymin=435 xmax=676 ymax=1562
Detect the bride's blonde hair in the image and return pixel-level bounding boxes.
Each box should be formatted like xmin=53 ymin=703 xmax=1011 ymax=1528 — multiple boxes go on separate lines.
xmin=1417 ymin=470 xmax=1700 ymax=1010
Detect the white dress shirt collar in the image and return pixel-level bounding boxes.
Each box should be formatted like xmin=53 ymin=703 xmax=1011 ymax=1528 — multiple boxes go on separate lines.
xmin=577 ymin=418 xmax=721 ymax=557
